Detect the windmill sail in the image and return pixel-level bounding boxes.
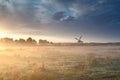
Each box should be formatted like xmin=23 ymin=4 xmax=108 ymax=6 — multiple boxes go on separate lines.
xmin=75 ymin=36 xmax=83 ymax=44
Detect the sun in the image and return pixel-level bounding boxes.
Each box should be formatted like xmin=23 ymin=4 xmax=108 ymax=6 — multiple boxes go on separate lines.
xmin=0 ymin=33 xmax=6 ymax=38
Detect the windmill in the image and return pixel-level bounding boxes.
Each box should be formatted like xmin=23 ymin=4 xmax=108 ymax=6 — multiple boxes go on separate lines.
xmin=75 ymin=36 xmax=83 ymax=44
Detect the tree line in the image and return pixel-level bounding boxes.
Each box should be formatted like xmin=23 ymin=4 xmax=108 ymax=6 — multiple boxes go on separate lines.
xmin=0 ymin=37 xmax=52 ymax=45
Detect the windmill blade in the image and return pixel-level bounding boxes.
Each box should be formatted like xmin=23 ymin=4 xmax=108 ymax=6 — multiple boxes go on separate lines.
xmin=79 ymin=36 xmax=83 ymax=39
xmin=75 ymin=38 xmax=79 ymax=40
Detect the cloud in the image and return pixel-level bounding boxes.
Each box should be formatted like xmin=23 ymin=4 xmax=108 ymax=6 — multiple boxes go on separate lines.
xmin=69 ymin=4 xmax=85 ymax=17
xmin=0 ymin=0 xmax=40 ymax=29
xmin=0 ymin=0 xmax=120 ymax=41
xmin=34 ymin=4 xmax=53 ymax=23
xmin=52 ymin=11 xmax=75 ymax=22
xmin=40 ymin=0 xmax=66 ymax=11
xmin=53 ymin=11 xmax=65 ymax=21
xmin=60 ymin=16 xmax=75 ymax=22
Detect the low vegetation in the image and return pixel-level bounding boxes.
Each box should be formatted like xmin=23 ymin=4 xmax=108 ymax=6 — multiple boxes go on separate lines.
xmin=0 ymin=46 xmax=120 ymax=80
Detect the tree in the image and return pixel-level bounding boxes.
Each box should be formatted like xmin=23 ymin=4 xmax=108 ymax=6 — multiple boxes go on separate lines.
xmin=39 ymin=39 xmax=49 ymax=44
xmin=32 ymin=39 xmax=37 ymax=44
xmin=26 ymin=37 xmax=37 ymax=45
xmin=15 ymin=38 xmax=26 ymax=43
xmin=26 ymin=37 xmax=33 ymax=43
xmin=0 ymin=38 xmax=13 ymax=43
xmin=19 ymin=38 xmax=26 ymax=43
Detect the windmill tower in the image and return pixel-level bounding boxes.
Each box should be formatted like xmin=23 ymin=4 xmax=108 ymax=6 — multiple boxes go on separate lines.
xmin=75 ymin=36 xmax=83 ymax=44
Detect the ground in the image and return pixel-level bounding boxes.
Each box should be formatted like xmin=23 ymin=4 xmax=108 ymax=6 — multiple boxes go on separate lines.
xmin=0 ymin=45 xmax=120 ymax=80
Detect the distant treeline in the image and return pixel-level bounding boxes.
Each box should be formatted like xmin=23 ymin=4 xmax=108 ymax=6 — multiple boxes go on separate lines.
xmin=0 ymin=37 xmax=120 ymax=46
xmin=0 ymin=37 xmax=53 ymax=45
xmin=53 ymin=43 xmax=120 ymax=46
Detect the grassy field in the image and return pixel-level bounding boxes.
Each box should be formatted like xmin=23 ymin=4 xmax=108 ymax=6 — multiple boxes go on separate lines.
xmin=0 ymin=45 xmax=120 ymax=80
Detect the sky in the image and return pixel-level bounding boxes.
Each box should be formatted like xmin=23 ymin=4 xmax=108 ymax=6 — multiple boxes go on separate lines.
xmin=0 ymin=0 xmax=120 ymax=43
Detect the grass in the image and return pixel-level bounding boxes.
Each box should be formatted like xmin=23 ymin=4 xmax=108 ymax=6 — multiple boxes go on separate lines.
xmin=0 ymin=45 xmax=120 ymax=80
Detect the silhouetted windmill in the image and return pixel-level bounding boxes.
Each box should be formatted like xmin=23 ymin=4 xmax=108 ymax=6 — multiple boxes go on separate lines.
xmin=75 ymin=36 xmax=83 ymax=44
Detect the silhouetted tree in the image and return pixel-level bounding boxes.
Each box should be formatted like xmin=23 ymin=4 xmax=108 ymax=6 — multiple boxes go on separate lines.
xmin=0 ymin=38 xmax=13 ymax=43
xmin=33 ymin=39 xmax=37 ymax=43
xmin=14 ymin=38 xmax=26 ymax=43
xmin=39 ymin=39 xmax=49 ymax=44
xmin=14 ymin=40 xmax=19 ymax=43
xmin=27 ymin=37 xmax=33 ymax=43
xmin=26 ymin=37 xmax=37 ymax=45
xmin=19 ymin=38 xmax=26 ymax=43
xmin=0 ymin=37 xmax=53 ymax=45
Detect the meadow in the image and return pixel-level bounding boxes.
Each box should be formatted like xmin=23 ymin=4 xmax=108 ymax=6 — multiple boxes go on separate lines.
xmin=0 ymin=45 xmax=120 ymax=80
